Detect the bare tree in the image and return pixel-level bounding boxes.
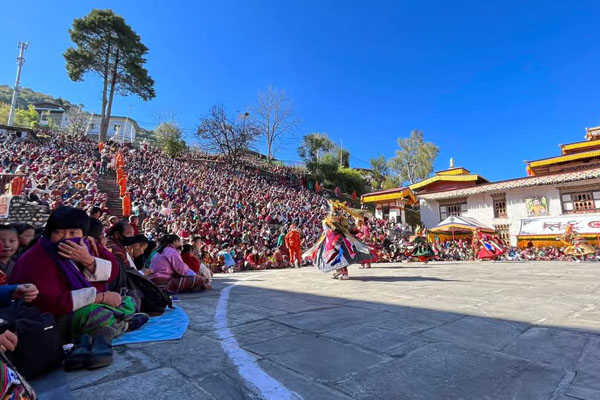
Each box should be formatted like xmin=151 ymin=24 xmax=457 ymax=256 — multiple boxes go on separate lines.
xmin=196 ymin=104 xmax=260 ymax=163
xmin=65 ymin=106 xmax=91 ymax=138
xmin=253 ymin=86 xmax=299 ymax=162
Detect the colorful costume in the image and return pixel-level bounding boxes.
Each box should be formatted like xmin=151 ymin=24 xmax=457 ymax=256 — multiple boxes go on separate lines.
xmin=472 ymin=228 xmax=505 ymax=260
xmin=303 ymin=200 xmax=372 ymax=280
xmin=285 ymin=226 xmax=302 ymax=267
xmin=558 ymin=224 xmax=594 ymax=259
xmin=410 ymin=227 xmax=434 ymax=262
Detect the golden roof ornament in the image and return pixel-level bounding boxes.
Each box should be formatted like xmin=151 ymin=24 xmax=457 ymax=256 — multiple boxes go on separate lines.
xmin=585 ymin=126 xmax=600 ymax=141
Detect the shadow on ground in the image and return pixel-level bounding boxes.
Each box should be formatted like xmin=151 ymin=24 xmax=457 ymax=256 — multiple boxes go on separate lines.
xmin=48 ymin=264 xmax=600 ymax=399
xmin=347 ymin=275 xmax=459 ymax=282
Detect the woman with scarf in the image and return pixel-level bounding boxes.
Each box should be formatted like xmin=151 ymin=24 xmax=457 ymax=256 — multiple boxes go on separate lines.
xmin=149 ymin=234 xmax=208 ymax=293
xmin=9 ymin=207 xmax=148 ymax=370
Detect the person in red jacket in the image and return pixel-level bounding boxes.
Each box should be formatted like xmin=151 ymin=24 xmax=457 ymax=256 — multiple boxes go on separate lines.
xmin=285 ymin=225 xmax=302 ymax=268
xmin=181 ymin=244 xmax=200 ymax=273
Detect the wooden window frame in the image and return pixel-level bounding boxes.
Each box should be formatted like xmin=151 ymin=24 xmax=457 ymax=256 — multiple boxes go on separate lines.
xmin=493 ymin=194 xmax=507 ymax=218
xmin=560 ymin=189 xmax=600 ymax=214
xmin=439 ymin=201 xmax=467 ymax=220
xmin=494 ymin=224 xmax=510 ymax=244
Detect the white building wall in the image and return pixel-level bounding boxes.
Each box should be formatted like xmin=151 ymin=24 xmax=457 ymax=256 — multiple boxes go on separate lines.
xmin=418 ymin=181 xmax=598 ymax=246
xmin=86 ymin=116 xmax=137 ymax=141
xmin=419 ymin=198 xmax=440 ymax=229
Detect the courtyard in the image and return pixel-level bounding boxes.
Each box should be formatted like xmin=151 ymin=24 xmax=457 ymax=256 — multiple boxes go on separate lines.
xmin=66 ymin=261 xmax=600 ymax=399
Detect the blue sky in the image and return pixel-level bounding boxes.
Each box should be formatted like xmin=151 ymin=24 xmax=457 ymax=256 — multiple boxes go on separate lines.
xmin=2 ymin=1 xmax=600 ymax=181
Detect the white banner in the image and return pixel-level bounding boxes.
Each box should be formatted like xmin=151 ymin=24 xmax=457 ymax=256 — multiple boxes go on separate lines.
xmin=519 ymin=213 xmax=600 ymax=235
xmin=0 ymin=195 xmax=11 ymax=219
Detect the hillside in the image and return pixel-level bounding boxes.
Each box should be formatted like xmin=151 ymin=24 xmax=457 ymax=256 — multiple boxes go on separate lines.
xmin=0 ymin=84 xmax=78 ymax=109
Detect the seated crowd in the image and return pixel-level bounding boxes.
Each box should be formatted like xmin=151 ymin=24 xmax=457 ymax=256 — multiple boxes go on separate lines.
xmin=0 ymin=131 xmax=332 ymax=397
xmin=1 ymin=128 xmax=598 ymax=397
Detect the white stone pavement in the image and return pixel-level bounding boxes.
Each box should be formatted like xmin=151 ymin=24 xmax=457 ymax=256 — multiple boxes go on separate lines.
xmin=67 ymin=261 xmax=600 ymax=400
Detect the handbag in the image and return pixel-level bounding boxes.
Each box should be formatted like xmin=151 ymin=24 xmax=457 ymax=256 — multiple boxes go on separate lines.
xmin=123 ymin=269 xmax=173 ymax=316
xmin=0 ymin=301 xmax=63 ymax=380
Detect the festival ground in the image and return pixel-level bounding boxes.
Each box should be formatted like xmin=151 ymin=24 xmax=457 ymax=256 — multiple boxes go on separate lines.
xmin=66 ymin=261 xmax=600 ymax=400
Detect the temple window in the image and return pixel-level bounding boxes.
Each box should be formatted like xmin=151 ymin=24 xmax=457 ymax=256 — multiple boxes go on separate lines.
xmin=494 ymin=224 xmax=510 ymax=244
xmin=439 ymin=202 xmax=467 ymax=220
xmin=561 ymin=190 xmax=600 ymax=214
xmin=493 ymin=195 xmax=507 ymax=218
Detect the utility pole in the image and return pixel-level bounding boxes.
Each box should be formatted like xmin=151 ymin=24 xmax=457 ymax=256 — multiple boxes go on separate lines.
xmin=7 ymin=42 xmax=29 ymax=126
xmin=339 ymin=138 xmax=343 ymax=167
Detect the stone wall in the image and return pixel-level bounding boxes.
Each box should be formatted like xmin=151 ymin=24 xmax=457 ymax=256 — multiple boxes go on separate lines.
xmin=0 ymin=196 xmax=50 ymax=228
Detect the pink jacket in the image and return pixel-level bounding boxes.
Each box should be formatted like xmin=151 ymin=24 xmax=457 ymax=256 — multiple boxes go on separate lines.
xmin=150 ymin=246 xmax=193 ymax=279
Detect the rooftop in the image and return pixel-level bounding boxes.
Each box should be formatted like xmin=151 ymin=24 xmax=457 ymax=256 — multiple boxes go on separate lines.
xmin=418 ymin=167 xmax=600 ymax=200
xmin=361 ymin=186 xmax=417 ymax=205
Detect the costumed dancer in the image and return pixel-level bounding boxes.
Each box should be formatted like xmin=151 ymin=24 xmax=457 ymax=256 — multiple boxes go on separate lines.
xmin=303 ymin=200 xmax=372 ymax=280
xmin=410 ymin=226 xmax=434 ymax=263
xmin=557 ymin=224 xmax=594 ymax=261
xmin=472 ymin=228 xmax=505 ymax=260
xmin=285 ymin=225 xmax=302 ymax=268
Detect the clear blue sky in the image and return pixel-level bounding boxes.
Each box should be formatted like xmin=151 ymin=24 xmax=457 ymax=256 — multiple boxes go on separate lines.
xmin=2 ymin=1 xmax=600 ymax=181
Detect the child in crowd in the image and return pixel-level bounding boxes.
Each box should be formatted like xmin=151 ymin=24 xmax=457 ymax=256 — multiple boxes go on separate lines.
xmin=0 ymin=226 xmax=19 ymax=284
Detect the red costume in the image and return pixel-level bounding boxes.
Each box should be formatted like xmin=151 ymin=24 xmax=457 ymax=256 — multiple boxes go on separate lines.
xmin=473 ymin=229 xmax=505 ymax=260
xmin=285 ymin=226 xmax=302 ymax=266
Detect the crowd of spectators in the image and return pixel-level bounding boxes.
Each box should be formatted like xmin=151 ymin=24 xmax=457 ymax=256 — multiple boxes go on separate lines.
xmin=0 ymin=133 xmax=107 ymax=211
xmin=116 ymin=145 xmax=330 ymax=272
xmin=2 ymin=128 xmax=600 ymax=397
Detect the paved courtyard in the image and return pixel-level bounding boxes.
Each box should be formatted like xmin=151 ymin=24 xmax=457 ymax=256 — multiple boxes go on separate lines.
xmin=66 ymin=261 xmax=600 ymax=399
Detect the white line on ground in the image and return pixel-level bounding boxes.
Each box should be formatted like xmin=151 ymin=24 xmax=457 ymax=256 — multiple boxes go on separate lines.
xmin=214 ymin=282 xmax=302 ymax=400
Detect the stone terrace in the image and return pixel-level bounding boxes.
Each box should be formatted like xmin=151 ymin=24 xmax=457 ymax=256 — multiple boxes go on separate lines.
xmin=66 ymin=261 xmax=600 ymax=399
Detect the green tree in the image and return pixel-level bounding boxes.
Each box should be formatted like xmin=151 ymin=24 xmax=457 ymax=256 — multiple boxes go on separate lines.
xmin=389 ymin=130 xmax=439 ymax=185
xmin=156 ymin=122 xmax=187 ymax=158
xmin=334 ymin=147 xmax=350 ymax=168
xmin=335 ymin=167 xmax=365 ymax=195
xmin=13 ymin=105 xmax=40 ymax=128
xmin=297 ymin=133 xmax=335 ymax=170
xmin=382 ymin=175 xmax=401 ymax=190
xmin=64 ymin=9 xmax=155 ymax=142
xmin=369 ymin=155 xmax=390 ymax=189
xmin=0 ymin=103 xmax=10 ymax=125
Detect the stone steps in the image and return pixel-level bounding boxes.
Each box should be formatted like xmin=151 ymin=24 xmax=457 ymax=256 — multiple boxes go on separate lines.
xmin=97 ymin=174 xmax=123 ymax=218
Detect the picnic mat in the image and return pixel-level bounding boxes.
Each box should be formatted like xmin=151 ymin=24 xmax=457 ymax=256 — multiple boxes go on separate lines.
xmin=113 ymin=306 xmax=189 ymax=346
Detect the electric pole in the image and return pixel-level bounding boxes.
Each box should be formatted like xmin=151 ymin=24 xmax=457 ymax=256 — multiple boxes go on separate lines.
xmin=7 ymin=42 xmax=29 ymax=126
xmin=339 ymin=138 xmax=343 ymax=167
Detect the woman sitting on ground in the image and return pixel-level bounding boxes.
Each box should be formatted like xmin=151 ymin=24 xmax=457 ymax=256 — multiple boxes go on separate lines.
xmin=149 ymin=234 xmax=209 ymax=293
xmin=9 ymin=206 xmax=148 ymax=370
xmin=181 ymin=244 xmax=200 ymax=273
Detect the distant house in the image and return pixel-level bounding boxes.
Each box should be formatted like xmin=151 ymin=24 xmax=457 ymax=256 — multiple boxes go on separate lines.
xmin=33 ymin=101 xmax=140 ymax=142
xmin=86 ymin=115 xmax=139 ymax=142
xmin=32 ymin=102 xmax=68 ymax=128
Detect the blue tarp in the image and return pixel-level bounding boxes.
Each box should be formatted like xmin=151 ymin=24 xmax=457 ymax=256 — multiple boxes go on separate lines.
xmin=113 ymin=306 xmax=189 ymax=346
